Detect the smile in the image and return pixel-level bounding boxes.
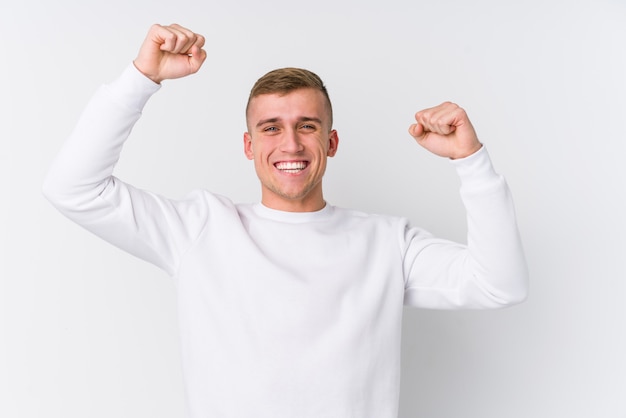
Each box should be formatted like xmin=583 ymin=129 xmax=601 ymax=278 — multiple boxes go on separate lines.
xmin=274 ymin=161 xmax=308 ymax=174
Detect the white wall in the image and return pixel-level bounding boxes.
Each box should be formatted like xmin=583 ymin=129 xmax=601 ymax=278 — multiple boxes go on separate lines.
xmin=1 ymin=0 xmax=625 ymax=417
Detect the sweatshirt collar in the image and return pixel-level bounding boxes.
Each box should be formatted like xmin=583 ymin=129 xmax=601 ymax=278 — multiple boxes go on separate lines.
xmin=252 ymin=202 xmax=334 ymax=223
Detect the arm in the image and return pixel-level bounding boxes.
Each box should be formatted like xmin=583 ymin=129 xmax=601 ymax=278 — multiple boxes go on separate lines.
xmin=42 ymin=24 xmax=209 ymax=276
xmin=403 ymin=103 xmax=528 ymax=309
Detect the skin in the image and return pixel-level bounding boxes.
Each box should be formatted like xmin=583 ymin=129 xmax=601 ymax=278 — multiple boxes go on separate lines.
xmin=134 ymin=23 xmax=483 ymax=212
xmin=408 ymin=101 xmax=483 ymax=160
xmin=134 ymin=23 xmax=207 ymax=84
xmin=244 ymin=88 xmax=339 ymax=212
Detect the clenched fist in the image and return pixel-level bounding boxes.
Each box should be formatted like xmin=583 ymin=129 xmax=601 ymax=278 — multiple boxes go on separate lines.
xmin=409 ymin=102 xmax=482 ymax=160
xmin=134 ymin=23 xmax=207 ymax=84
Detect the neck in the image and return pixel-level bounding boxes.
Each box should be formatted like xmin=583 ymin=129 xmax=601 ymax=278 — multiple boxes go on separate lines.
xmin=261 ymin=191 xmax=326 ymax=213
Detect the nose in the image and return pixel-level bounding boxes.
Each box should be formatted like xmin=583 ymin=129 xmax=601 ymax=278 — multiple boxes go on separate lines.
xmin=279 ymin=129 xmax=304 ymax=153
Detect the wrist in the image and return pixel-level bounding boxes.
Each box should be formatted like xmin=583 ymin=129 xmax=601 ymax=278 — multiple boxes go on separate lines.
xmin=132 ymin=60 xmax=162 ymax=84
xmin=450 ymin=142 xmax=483 ymax=160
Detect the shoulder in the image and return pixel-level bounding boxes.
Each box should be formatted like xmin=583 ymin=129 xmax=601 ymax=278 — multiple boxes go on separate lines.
xmin=171 ymin=189 xmax=242 ymax=221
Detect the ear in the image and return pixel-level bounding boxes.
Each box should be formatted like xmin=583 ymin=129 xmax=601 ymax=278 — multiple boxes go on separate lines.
xmin=327 ymin=130 xmax=339 ymax=157
xmin=243 ymin=132 xmax=254 ymax=160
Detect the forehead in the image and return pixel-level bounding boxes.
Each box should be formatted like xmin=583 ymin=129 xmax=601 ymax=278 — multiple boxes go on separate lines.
xmin=247 ymin=88 xmax=331 ymax=124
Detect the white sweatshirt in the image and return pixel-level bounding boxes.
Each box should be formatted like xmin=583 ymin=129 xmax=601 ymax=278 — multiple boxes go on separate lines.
xmin=43 ymin=64 xmax=528 ymax=418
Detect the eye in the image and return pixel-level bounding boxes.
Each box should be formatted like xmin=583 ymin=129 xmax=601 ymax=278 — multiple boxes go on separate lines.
xmin=300 ymin=124 xmax=316 ymax=131
xmin=263 ymin=126 xmax=279 ymax=133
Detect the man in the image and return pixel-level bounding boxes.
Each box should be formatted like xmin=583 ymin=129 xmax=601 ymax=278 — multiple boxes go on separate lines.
xmin=43 ymin=23 xmax=528 ymax=418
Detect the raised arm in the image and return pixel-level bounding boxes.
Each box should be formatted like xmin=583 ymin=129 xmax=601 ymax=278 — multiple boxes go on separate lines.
xmin=42 ymin=24 xmax=211 ymax=276
xmin=403 ymin=102 xmax=528 ymax=309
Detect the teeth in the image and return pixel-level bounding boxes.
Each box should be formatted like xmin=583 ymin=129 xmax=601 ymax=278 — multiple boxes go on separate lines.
xmin=275 ymin=161 xmax=307 ymax=172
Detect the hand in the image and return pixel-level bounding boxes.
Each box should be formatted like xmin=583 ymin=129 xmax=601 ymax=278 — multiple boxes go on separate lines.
xmin=408 ymin=101 xmax=482 ymax=159
xmin=133 ymin=24 xmax=207 ymax=84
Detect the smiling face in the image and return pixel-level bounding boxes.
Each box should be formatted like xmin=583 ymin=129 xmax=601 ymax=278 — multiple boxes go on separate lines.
xmin=244 ymin=88 xmax=339 ymax=212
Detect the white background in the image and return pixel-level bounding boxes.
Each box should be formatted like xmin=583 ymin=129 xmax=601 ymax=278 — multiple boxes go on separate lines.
xmin=1 ymin=0 xmax=625 ymax=417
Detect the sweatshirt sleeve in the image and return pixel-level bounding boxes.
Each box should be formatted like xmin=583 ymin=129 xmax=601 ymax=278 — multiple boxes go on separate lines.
xmin=42 ymin=64 xmax=210 ymax=277
xmin=402 ymin=146 xmax=529 ymax=309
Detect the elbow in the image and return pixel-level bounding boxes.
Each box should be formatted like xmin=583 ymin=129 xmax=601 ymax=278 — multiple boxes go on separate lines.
xmin=469 ymin=266 xmax=529 ymax=309
xmin=42 ymin=171 xmax=73 ymax=211
xmin=502 ymin=285 xmax=529 ymax=307
xmin=41 ymin=171 xmax=92 ymax=214
xmin=495 ymin=270 xmax=530 ymax=308
xmin=42 ymin=160 xmax=111 ymax=212
xmin=476 ymin=252 xmax=530 ymax=308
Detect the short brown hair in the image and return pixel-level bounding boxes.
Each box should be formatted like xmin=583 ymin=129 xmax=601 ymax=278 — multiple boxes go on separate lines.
xmin=246 ymin=67 xmax=333 ymax=127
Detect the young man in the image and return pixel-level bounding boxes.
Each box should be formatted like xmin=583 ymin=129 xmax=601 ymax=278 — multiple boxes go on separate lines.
xmin=43 ymin=24 xmax=528 ymax=418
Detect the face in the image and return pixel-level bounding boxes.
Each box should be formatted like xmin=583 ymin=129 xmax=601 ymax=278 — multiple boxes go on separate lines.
xmin=244 ymin=88 xmax=339 ymax=212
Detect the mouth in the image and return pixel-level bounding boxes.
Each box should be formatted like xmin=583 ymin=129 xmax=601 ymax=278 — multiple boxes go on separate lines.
xmin=274 ymin=161 xmax=308 ymax=174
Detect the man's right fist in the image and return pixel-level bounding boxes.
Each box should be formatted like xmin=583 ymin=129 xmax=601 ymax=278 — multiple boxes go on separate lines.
xmin=133 ymin=23 xmax=207 ymax=84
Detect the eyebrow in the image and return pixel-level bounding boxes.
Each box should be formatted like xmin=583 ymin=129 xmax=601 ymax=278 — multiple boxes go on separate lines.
xmin=255 ymin=116 xmax=323 ymax=128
